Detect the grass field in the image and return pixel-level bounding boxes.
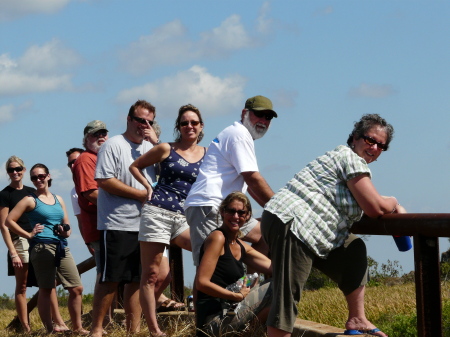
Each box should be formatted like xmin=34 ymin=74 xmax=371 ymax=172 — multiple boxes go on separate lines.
xmin=0 ymin=281 xmax=448 ymax=336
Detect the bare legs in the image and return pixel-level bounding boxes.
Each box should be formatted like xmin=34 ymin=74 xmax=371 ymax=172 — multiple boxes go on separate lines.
xmin=14 ymin=263 xmax=30 ymax=332
xmin=140 ymin=241 xmax=166 ymax=336
xmin=345 ymin=286 xmax=387 ymax=337
xmin=67 ymin=285 xmax=88 ymax=333
xmin=90 ymin=281 xmax=119 ymax=337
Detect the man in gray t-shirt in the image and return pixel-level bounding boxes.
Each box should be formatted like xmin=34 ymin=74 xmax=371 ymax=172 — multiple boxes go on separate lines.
xmin=90 ymin=100 xmax=159 ymax=337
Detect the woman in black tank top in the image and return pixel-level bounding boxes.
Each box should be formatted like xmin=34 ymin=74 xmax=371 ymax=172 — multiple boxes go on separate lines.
xmin=195 ymin=192 xmax=272 ymax=337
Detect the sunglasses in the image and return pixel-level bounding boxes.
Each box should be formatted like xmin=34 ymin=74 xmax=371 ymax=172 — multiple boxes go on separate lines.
xmin=67 ymin=159 xmax=76 ymax=168
xmin=7 ymin=166 xmax=23 ymax=173
xmin=180 ymin=120 xmax=201 ymax=127
xmin=131 ymin=115 xmax=154 ymax=126
xmin=30 ymin=174 xmax=48 ymax=182
xmin=251 ymin=110 xmax=274 ymax=121
xmin=224 ymin=208 xmax=248 ymax=217
xmin=361 ymin=135 xmax=387 ymax=151
xmin=92 ymin=129 xmax=108 ymax=138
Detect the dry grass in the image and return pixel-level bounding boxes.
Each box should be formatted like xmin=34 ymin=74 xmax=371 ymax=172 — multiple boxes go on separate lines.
xmin=0 ymin=282 xmax=448 ymax=336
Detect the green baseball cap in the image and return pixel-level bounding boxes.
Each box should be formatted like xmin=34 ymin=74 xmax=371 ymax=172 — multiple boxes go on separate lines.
xmin=84 ymin=120 xmax=108 ymax=135
xmin=245 ymin=95 xmax=277 ymax=117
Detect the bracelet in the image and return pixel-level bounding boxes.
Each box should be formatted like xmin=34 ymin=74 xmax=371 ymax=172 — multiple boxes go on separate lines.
xmin=239 ymin=291 xmax=245 ymax=300
xmin=10 ymin=255 xmax=18 ymax=259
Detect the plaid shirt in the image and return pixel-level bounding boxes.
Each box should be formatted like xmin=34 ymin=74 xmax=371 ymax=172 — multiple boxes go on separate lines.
xmin=265 ymin=145 xmax=371 ymax=258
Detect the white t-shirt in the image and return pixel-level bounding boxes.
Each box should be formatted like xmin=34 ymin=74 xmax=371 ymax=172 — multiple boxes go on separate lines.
xmin=95 ymin=134 xmax=156 ymax=231
xmin=184 ymin=121 xmax=258 ymax=209
xmin=70 ymin=186 xmax=81 ymax=216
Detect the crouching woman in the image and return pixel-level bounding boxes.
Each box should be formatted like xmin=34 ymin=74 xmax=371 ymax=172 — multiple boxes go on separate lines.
xmin=195 ymin=192 xmax=272 ymax=337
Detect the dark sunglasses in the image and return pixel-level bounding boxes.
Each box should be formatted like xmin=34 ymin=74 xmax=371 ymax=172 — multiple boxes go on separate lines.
xmin=30 ymin=174 xmax=48 ymax=182
xmin=7 ymin=166 xmax=23 ymax=173
xmin=93 ymin=129 xmax=108 ymax=138
xmin=224 ymin=208 xmax=248 ymax=217
xmin=180 ymin=120 xmax=201 ymax=127
xmin=67 ymin=159 xmax=76 ymax=168
xmin=361 ymin=135 xmax=387 ymax=151
xmin=251 ymin=110 xmax=274 ymax=121
xmin=131 ymin=115 xmax=154 ymax=126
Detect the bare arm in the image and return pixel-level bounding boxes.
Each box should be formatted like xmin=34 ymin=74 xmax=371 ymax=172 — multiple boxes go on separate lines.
xmin=196 ymin=231 xmax=248 ymax=302
xmin=6 ymin=197 xmax=41 ymax=239
xmin=129 ymin=143 xmax=170 ymax=198
xmin=97 ymin=177 xmax=147 ymax=203
xmin=347 ymin=174 xmax=399 ymax=218
xmin=0 ymin=207 xmax=18 ymax=260
xmin=82 ymin=189 xmax=98 ymax=205
xmin=55 ymin=195 xmax=71 ymax=238
xmin=240 ymin=240 xmax=272 ymax=276
xmin=241 ymin=171 xmax=274 ymax=207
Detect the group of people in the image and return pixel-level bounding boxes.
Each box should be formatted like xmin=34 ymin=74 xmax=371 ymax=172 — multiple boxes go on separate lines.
xmin=0 ymin=95 xmax=405 ymax=337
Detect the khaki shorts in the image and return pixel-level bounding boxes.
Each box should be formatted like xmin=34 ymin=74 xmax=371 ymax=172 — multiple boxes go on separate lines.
xmin=139 ymin=204 xmax=189 ymax=244
xmin=30 ymin=243 xmax=82 ymax=289
xmin=12 ymin=237 xmax=30 ymax=263
xmin=185 ymin=206 xmax=258 ymax=266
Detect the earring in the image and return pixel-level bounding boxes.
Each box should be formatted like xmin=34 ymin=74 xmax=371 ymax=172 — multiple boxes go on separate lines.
xmin=351 ymin=144 xmax=355 ymax=149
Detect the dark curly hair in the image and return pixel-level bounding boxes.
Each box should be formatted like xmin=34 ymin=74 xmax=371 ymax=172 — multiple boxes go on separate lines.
xmin=346 ymin=114 xmax=394 ymax=151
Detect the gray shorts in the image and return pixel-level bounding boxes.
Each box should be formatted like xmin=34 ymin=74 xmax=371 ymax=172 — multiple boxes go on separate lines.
xmin=261 ymin=210 xmax=368 ymax=333
xmin=185 ymin=206 xmax=258 ymax=266
xmin=139 ymin=204 xmax=189 ymax=244
xmin=30 ymin=243 xmax=82 ymax=289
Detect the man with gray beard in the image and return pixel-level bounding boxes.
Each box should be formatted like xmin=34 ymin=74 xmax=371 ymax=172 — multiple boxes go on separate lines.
xmin=72 ymin=120 xmax=108 ymax=264
xmin=184 ymin=95 xmax=277 ymax=266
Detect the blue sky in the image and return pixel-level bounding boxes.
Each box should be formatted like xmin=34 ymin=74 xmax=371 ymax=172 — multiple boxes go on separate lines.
xmin=1 ymin=0 xmax=449 ymax=296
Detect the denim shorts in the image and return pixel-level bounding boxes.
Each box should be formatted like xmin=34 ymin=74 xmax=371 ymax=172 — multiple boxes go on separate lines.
xmin=139 ymin=204 xmax=189 ymax=245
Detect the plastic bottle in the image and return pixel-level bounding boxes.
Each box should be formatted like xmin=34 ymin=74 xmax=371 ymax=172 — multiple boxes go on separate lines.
xmin=393 ymin=235 xmax=412 ymax=252
xmin=187 ymin=295 xmax=194 ymax=312
xmin=226 ymin=277 xmax=244 ymax=292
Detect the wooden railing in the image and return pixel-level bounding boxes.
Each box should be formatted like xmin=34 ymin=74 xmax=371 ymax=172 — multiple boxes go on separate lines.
xmin=351 ymin=214 xmax=450 ymax=337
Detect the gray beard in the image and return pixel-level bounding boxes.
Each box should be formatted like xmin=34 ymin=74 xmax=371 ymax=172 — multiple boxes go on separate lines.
xmin=86 ymin=141 xmax=100 ymax=154
xmin=242 ymin=111 xmax=268 ymax=140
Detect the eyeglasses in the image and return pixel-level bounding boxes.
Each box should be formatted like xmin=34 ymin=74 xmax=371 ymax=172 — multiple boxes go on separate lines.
xmin=131 ymin=115 xmax=154 ymax=126
xmin=30 ymin=174 xmax=48 ymax=182
xmin=361 ymin=135 xmax=387 ymax=151
xmin=224 ymin=208 xmax=248 ymax=217
xmin=7 ymin=166 xmax=23 ymax=173
xmin=92 ymin=129 xmax=107 ymax=138
xmin=180 ymin=120 xmax=201 ymax=127
xmin=67 ymin=159 xmax=76 ymax=168
xmin=251 ymin=110 xmax=274 ymax=121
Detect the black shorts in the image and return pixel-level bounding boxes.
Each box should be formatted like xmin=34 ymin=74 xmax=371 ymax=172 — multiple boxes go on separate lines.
xmin=99 ymin=230 xmax=140 ymax=284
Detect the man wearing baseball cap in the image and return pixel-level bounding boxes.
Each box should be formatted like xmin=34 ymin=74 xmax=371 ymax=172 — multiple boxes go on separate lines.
xmin=72 ymin=120 xmax=108 ymax=265
xmin=185 ymin=95 xmax=277 ymax=266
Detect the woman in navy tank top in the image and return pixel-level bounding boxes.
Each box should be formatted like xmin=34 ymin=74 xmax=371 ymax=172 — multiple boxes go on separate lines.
xmin=130 ymin=104 xmax=206 ymax=337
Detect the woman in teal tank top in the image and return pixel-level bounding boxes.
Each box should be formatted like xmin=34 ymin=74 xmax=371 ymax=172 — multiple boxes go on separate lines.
xmin=6 ymin=163 xmax=88 ymax=334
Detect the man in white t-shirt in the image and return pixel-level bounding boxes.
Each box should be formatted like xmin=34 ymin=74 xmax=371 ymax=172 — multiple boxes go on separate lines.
xmin=90 ymin=100 xmax=159 ymax=337
xmin=184 ymin=95 xmax=277 ymax=266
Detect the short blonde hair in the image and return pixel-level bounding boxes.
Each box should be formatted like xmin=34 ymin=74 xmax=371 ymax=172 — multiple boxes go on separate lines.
xmin=5 ymin=156 xmax=25 ymax=171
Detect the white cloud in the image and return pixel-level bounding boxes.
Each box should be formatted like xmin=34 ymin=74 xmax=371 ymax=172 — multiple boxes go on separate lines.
xmin=348 ymin=83 xmax=397 ymax=98
xmin=119 ymin=6 xmax=273 ymax=74
xmin=0 ymin=39 xmax=80 ymax=96
xmin=0 ymin=101 xmax=32 ymax=124
xmin=256 ymin=1 xmax=273 ymax=34
xmin=0 ymin=0 xmax=71 ymax=22
xmin=116 ymin=65 xmax=246 ymax=118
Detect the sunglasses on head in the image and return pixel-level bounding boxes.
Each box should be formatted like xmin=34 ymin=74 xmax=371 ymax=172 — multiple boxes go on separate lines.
xmin=7 ymin=166 xmax=23 ymax=173
xmin=131 ymin=115 xmax=154 ymax=126
xmin=251 ymin=110 xmax=274 ymax=121
xmin=30 ymin=174 xmax=48 ymax=182
xmin=180 ymin=120 xmax=201 ymax=127
xmin=92 ymin=129 xmax=108 ymax=138
xmin=361 ymin=135 xmax=387 ymax=151
xmin=67 ymin=159 xmax=76 ymax=168
xmin=224 ymin=208 xmax=248 ymax=217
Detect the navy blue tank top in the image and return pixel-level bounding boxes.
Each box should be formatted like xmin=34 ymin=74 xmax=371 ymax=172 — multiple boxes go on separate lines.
xmin=148 ymin=146 xmax=204 ymax=214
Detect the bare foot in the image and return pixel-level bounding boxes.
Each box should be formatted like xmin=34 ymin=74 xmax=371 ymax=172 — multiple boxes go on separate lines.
xmin=346 ymin=317 xmax=388 ymax=337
